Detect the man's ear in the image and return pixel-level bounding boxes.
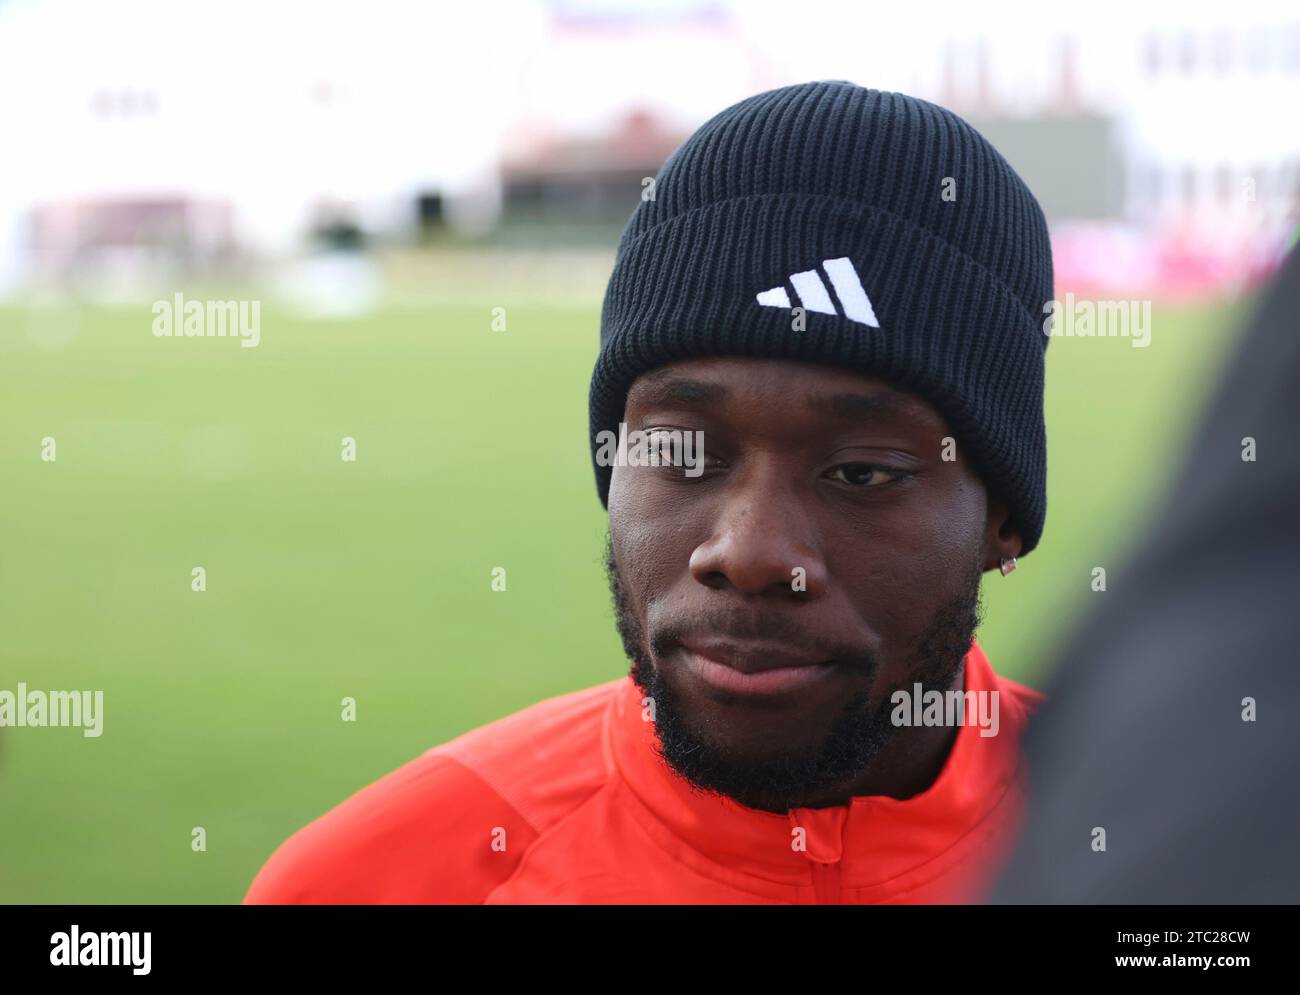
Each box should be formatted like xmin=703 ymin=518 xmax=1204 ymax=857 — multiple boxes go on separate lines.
xmin=983 ymin=494 xmax=1024 ymax=571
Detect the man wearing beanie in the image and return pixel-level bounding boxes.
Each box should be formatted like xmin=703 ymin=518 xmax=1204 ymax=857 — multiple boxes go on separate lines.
xmin=247 ymin=80 xmax=1053 ymax=905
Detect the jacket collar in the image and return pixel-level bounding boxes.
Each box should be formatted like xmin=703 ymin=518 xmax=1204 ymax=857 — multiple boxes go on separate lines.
xmin=604 ymin=639 xmax=1027 ymax=889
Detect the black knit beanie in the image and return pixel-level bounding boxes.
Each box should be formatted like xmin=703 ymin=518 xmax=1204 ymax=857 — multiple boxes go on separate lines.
xmin=589 ymin=80 xmax=1054 ymax=555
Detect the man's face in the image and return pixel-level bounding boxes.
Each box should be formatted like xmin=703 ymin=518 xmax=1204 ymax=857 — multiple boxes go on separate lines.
xmin=605 ymin=356 xmax=1017 ymax=813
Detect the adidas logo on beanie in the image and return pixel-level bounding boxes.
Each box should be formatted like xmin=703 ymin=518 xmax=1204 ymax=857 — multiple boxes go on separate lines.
xmin=588 ymin=80 xmax=1054 ymax=555
xmin=755 ymin=256 xmax=879 ymax=328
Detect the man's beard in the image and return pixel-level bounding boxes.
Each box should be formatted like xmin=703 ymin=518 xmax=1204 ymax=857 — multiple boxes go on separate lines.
xmin=604 ymin=535 xmax=986 ymax=812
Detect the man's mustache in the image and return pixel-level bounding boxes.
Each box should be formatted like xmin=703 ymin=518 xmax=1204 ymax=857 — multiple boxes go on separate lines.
xmin=648 ymin=607 xmax=878 ymax=676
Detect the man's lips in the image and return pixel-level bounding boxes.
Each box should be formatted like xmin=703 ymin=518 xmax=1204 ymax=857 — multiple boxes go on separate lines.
xmin=677 ymin=636 xmax=829 ymax=674
xmin=675 ymin=636 xmax=837 ymax=696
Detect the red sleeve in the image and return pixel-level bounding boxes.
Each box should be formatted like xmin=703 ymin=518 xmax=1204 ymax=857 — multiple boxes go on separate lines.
xmin=243 ymin=753 xmax=540 ymax=904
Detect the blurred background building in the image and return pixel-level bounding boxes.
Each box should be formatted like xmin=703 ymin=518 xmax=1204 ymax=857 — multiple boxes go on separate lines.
xmin=0 ymin=0 xmax=1296 ymax=300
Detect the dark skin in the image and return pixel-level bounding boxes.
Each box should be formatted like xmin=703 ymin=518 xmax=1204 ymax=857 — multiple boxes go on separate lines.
xmin=607 ymin=356 xmax=1023 ymax=812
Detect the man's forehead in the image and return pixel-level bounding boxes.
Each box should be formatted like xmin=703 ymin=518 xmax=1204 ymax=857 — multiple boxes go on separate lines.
xmin=625 ymin=357 xmax=943 ymax=426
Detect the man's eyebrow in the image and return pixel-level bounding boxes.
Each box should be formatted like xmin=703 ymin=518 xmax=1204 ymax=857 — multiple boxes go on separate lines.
xmin=627 ymin=376 xmax=727 ymax=408
xmin=627 ymin=374 xmax=931 ymax=424
xmin=806 ymin=391 xmax=929 ymax=422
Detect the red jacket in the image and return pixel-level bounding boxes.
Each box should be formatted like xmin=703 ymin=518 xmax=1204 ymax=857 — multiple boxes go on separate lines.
xmin=245 ymin=640 xmax=1042 ymax=904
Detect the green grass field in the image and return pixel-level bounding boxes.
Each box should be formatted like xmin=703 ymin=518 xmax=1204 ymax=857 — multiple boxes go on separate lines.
xmin=0 ymin=275 xmax=1249 ymax=902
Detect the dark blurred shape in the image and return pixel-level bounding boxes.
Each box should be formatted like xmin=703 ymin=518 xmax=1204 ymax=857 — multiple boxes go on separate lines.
xmin=312 ymin=215 xmax=365 ymax=252
xmin=992 ymin=245 xmax=1300 ymax=903
xmin=416 ymin=191 xmax=445 ymax=236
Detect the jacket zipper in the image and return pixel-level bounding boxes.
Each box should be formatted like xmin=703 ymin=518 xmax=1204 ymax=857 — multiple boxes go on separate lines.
xmin=811 ymin=860 xmax=843 ymax=904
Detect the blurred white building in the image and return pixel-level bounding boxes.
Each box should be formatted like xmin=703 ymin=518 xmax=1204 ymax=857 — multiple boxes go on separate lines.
xmin=0 ymin=0 xmax=1295 ymax=297
xmin=0 ymin=0 xmax=532 ymax=292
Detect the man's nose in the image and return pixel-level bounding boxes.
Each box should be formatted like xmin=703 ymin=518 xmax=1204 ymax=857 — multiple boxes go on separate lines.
xmin=688 ymin=474 xmax=828 ymax=598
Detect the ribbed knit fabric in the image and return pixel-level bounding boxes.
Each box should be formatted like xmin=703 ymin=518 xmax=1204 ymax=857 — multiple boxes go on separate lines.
xmin=589 ymin=80 xmax=1054 ymax=554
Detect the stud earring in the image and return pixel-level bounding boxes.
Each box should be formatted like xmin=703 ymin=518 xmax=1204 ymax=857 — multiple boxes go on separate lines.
xmin=999 ymin=556 xmax=1018 ymax=576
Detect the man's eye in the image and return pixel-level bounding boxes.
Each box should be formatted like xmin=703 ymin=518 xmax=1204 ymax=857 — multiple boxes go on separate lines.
xmin=826 ymin=462 xmax=904 ymax=486
xmin=644 ymin=431 xmax=689 ymax=466
xmin=642 ymin=430 xmax=718 ymax=475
